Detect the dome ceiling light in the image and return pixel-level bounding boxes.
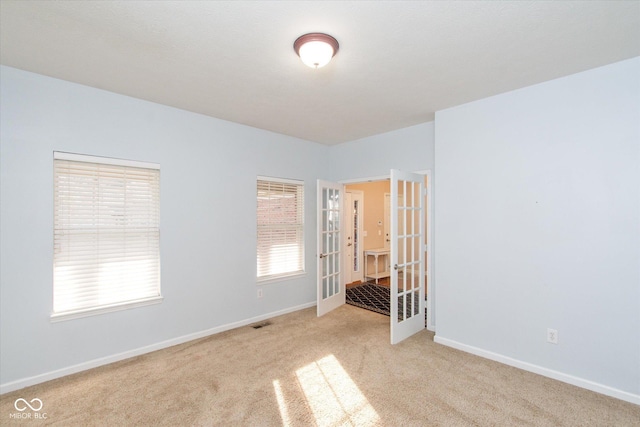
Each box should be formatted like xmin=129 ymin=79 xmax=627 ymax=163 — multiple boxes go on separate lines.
xmin=294 ymin=33 xmax=339 ymax=69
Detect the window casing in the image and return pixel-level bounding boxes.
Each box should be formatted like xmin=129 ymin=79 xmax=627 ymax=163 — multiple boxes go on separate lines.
xmin=257 ymin=177 xmax=305 ymax=282
xmin=52 ymin=152 xmax=161 ymax=320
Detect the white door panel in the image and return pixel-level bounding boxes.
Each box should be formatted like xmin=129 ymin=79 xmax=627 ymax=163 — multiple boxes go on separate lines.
xmin=390 ymin=169 xmax=425 ymax=344
xmin=317 ymin=180 xmax=344 ymax=316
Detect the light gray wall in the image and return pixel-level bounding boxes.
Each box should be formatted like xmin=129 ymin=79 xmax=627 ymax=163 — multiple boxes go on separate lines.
xmin=0 ymin=66 xmax=329 ymax=386
xmin=329 ymin=122 xmax=434 ymax=182
xmin=435 ymin=57 xmax=639 ymax=396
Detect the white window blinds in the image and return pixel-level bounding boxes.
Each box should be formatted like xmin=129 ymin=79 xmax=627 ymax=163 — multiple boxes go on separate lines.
xmin=53 ymin=152 xmax=161 ymax=319
xmin=257 ymin=177 xmax=305 ymax=281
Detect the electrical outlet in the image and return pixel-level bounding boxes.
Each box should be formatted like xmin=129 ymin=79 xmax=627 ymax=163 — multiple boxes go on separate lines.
xmin=257 ymin=289 xmax=263 ymax=299
xmin=547 ymin=328 xmax=558 ymax=344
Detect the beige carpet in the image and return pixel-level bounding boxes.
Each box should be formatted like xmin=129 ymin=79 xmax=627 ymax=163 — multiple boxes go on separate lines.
xmin=1 ymin=305 xmax=638 ymax=426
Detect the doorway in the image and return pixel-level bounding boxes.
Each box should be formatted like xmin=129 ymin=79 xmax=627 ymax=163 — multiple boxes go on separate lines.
xmin=344 ymin=174 xmax=432 ymax=331
xmin=316 ymin=170 xmax=433 ymax=343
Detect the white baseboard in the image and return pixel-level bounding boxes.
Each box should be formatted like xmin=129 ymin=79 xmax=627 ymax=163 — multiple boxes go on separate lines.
xmin=433 ymin=335 xmax=640 ymax=406
xmin=0 ymin=301 xmax=316 ymax=395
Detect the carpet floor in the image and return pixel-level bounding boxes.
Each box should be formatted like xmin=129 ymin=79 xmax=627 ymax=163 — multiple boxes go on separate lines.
xmin=1 ymin=305 xmax=638 ymax=426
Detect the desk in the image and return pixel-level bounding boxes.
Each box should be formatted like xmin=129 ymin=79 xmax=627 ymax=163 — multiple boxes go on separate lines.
xmin=364 ymin=248 xmax=390 ymax=284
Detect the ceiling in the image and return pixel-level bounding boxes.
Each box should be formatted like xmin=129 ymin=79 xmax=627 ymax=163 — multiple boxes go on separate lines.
xmin=1 ymin=1 xmax=639 ymax=145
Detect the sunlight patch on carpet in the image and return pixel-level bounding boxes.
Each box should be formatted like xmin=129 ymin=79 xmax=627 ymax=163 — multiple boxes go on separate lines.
xmin=294 ymin=354 xmax=380 ymax=426
xmin=273 ymin=379 xmax=292 ymax=426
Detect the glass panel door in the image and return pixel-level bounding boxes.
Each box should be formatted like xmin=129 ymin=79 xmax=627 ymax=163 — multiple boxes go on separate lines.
xmin=390 ymin=170 xmax=425 ymax=344
xmin=317 ymin=180 xmax=344 ymax=316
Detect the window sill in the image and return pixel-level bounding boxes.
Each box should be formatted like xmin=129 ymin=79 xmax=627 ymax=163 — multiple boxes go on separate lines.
xmin=50 ymin=296 xmax=163 ymax=323
xmin=257 ymin=272 xmax=306 ymax=285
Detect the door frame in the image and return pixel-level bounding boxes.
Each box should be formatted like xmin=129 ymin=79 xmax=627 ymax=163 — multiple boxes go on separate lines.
xmin=339 ymin=170 xmax=434 ymax=332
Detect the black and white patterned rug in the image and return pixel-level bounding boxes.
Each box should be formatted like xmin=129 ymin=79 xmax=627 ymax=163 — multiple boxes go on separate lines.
xmin=346 ymin=282 xmax=424 ymax=323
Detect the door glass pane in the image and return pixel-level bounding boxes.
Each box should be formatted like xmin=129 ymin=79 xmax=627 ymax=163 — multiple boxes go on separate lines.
xmin=322 ymin=231 xmax=328 ymax=254
xmin=322 ymin=255 xmax=327 ymax=277
xmin=409 ymin=263 xmax=416 ymax=291
xmin=397 ymin=180 xmax=405 ymax=204
xmin=398 ymin=267 xmax=405 ymax=292
xmin=328 ymin=254 xmax=334 ymax=275
xmin=323 ymin=210 xmax=328 ymax=235
xmin=323 ymin=277 xmax=328 ymax=299
xmin=331 ymin=274 xmax=338 ymax=295
xmin=323 ymin=188 xmax=328 ymax=209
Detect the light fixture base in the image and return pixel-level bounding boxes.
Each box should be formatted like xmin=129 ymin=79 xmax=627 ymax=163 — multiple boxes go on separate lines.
xmin=294 ymin=33 xmax=339 ymax=68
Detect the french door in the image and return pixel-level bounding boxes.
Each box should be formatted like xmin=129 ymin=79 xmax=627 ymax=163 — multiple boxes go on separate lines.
xmin=316 ymin=180 xmax=344 ymax=316
xmin=390 ymin=170 xmax=425 ymax=344
xmin=316 ymin=172 xmax=426 ymax=345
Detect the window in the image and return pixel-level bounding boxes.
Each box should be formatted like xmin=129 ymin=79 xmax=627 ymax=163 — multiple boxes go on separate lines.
xmin=257 ymin=177 xmax=305 ymax=281
xmin=53 ymin=152 xmax=161 ymax=320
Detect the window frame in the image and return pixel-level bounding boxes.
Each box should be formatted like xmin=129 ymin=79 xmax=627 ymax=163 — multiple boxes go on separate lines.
xmin=51 ymin=151 xmax=162 ymax=322
xmin=256 ymin=176 xmax=306 ymax=283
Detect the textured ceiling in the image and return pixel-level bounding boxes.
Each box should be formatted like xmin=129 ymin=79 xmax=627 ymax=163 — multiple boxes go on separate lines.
xmin=1 ymin=1 xmax=639 ymax=145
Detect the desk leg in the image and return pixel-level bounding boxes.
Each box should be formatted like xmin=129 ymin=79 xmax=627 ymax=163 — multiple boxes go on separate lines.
xmin=374 ymin=254 xmax=379 ymax=284
xmin=364 ymin=253 xmax=368 ymax=283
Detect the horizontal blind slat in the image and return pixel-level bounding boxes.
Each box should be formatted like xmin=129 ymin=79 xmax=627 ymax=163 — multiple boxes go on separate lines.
xmin=256 ymin=179 xmax=304 ymax=279
xmin=53 ymin=155 xmax=161 ymax=315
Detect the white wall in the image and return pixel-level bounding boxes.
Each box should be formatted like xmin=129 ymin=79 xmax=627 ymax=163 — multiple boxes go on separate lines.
xmin=329 ymin=122 xmax=434 ymax=182
xmin=434 ymin=57 xmax=640 ymax=402
xmin=0 ymin=66 xmax=329 ymax=389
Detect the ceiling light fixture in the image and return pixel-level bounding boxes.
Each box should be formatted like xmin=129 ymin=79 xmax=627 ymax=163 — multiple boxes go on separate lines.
xmin=294 ymin=33 xmax=339 ymax=69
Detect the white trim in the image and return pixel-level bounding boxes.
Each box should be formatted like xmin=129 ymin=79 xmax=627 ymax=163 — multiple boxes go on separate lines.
xmin=51 ymin=297 xmax=164 ymax=322
xmin=257 ymin=272 xmax=307 ymax=285
xmin=339 ymin=175 xmax=389 ymax=184
xmin=54 ymin=151 xmax=160 ymax=170
xmin=434 ymin=335 xmax=640 ymax=406
xmin=256 ymin=175 xmax=304 ymax=185
xmin=424 ymin=170 xmax=434 ymax=332
xmin=0 ymin=301 xmax=316 ymax=395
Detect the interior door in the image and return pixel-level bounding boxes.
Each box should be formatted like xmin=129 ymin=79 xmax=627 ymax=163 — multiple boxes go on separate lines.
xmin=344 ymin=191 xmax=363 ymax=284
xmin=317 ymin=180 xmax=344 ymax=316
xmin=390 ymin=169 xmax=425 ymax=344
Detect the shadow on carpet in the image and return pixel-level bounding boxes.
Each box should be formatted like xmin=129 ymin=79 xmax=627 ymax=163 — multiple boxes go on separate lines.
xmin=346 ymin=282 xmax=424 ymax=324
